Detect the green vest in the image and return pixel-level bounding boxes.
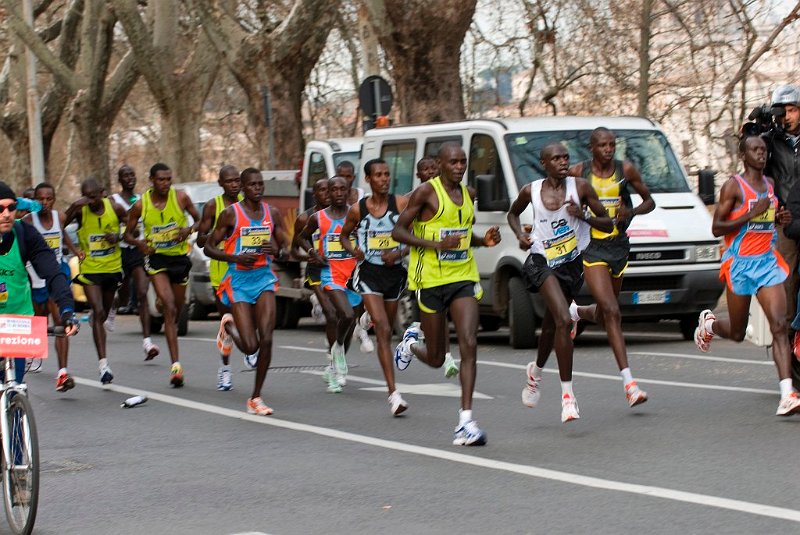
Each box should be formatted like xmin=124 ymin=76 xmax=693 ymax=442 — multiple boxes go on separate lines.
xmin=77 ymin=199 xmax=123 ymax=275
xmin=407 ymin=176 xmax=480 ymax=290
xmin=142 ymin=188 xmax=189 ymax=256
xmin=0 ymin=227 xmax=34 ymax=315
xmin=209 ymin=193 xmax=242 ymax=288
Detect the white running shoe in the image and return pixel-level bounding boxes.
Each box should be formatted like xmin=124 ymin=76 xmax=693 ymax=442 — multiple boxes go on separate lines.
xmin=217 ymin=366 xmax=233 ymax=391
xmin=443 ymin=352 xmax=459 ymax=378
xmin=694 ymin=309 xmax=715 ymax=353
xmin=243 ymin=352 xmax=258 ymax=370
xmin=776 ymin=392 xmax=800 ymax=416
xmin=625 ymin=381 xmax=648 ymax=408
xmin=310 ymin=294 xmax=325 ymax=324
xmin=143 ymin=339 xmax=160 ymax=361
xmin=359 ymin=311 xmax=372 ymax=331
xmin=323 ymin=365 xmax=342 ymax=393
xmin=99 ymin=365 xmax=114 ymax=385
xmin=388 ymin=391 xmax=408 ymax=416
xmin=561 ymin=393 xmax=580 ymax=423
xmin=355 ymin=324 xmax=374 ymax=353
xmin=521 ymin=361 xmax=541 ymax=408
xmin=103 ymin=307 xmax=117 ymax=332
xmin=331 ymin=341 xmax=348 ymax=376
xmin=453 ymin=420 xmax=487 ymax=446
xmin=394 ymin=322 xmax=422 ymax=370
xmin=217 ymin=313 xmax=234 ymax=357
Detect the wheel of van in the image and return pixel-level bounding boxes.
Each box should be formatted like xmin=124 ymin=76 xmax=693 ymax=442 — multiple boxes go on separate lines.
xmin=508 ymin=277 xmax=537 ymax=349
xmin=274 ymin=297 xmax=288 ymax=329
xmin=283 ymin=300 xmax=301 ymax=329
xmin=480 ymin=316 xmax=502 ymax=332
xmin=150 ymin=316 xmax=164 ymax=334
xmin=177 ymin=304 xmax=189 ymax=336
xmin=679 ymin=314 xmax=696 ymax=341
xmin=188 ymin=297 xmax=206 ymax=321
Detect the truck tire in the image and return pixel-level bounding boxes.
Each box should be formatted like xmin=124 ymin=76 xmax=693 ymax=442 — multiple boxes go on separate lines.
xmin=283 ymin=299 xmax=301 ymax=329
xmin=480 ymin=315 xmax=502 ymax=332
xmin=188 ymin=297 xmax=206 ymax=321
xmin=508 ymin=277 xmax=537 ymax=349
xmin=274 ymin=297 xmax=288 ymax=329
xmin=177 ymin=304 xmax=189 ymax=336
xmin=679 ymin=314 xmax=696 ymax=341
xmin=150 ymin=316 xmax=164 ymax=334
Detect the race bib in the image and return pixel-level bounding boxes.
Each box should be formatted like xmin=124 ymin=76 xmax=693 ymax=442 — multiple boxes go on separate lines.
xmin=150 ymin=222 xmax=180 ymax=250
xmin=41 ymin=230 xmax=62 ymax=252
xmin=89 ymin=234 xmax=115 ymax=257
xmin=598 ymin=196 xmax=620 ymax=218
xmin=543 ymin=230 xmax=578 ymax=268
xmin=326 ymin=233 xmax=355 ymax=260
xmin=747 ymin=198 xmax=775 ymax=233
xmin=438 ymin=228 xmax=469 ymax=262
xmin=0 ymin=282 xmax=7 ymax=305
xmin=240 ymin=225 xmax=272 ymax=254
xmin=366 ymin=230 xmax=399 ymax=257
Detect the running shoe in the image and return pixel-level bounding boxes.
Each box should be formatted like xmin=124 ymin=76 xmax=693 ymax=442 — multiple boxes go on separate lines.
xmin=388 ymin=391 xmax=408 ymax=416
xmin=170 ymin=363 xmax=184 ymax=388
xmin=359 ymin=311 xmax=372 ymax=331
xmin=103 ymin=307 xmax=117 ymax=332
xmin=776 ymin=392 xmax=800 ymax=416
xmin=322 ymin=366 xmax=342 ymax=393
xmin=217 ymin=313 xmax=234 ymax=357
xmin=570 ymin=319 xmax=579 ymax=340
xmin=217 ymin=366 xmax=233 ymax=391
xmin=243 ymin=352 xmax=258 ymax=370
xmin=355 ymin=324 xmax=374 ymax=353
xmin=55 ymin=371 xmax=74 ymax=392
xmin=331 ymin=341 xmax=348 ymax=376
xmin=561 ymin=393 xmax=580 ymax=423
xmin=793 ymin=331 xmax=800 ymax=357
xmin=99 ymin=365 xmax=114 ymax=385
xmin=394 ymin=322 xmax=422 ymax=371
xmin=443 ymin=352 xmax=459 ymax=378
xmin=246 ymin=397 xmax=274 ymax=416
xmin=310 ymin=294 xmax=325 ymax=324
xmin=143 ymin=339 xmax=160 ymax=361
xmin=521 ymin=361 xmax=541 ymax=408
xmin=625 ymin=381 xmax=648 ymax=408
xmin=452 ymin=420 xmax=487 ymax=446
xmin=569 ymin=301 xmax=579 ymax=339
xmin=694 ymin=309 xmax=715 ymax=353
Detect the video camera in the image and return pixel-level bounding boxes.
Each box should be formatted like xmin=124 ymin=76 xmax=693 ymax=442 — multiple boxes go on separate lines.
xmin=741 ymin=104 xmax=787 ymax=137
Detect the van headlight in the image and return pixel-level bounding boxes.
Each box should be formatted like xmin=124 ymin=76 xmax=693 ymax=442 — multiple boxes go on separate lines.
xmin=695 ymin=244 xmax=720 ymax=262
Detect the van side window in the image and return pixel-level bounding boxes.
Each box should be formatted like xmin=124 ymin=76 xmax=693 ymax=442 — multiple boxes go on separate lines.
xmin=469 ymin=133 xmax=508 ymax=201
xmin=424 ymin=136 xmax=462 ymax=159
xmin=381 ymin=141 xmax=416 ymax=195
xmin=308 ymin=152 xmax=327 ymax=188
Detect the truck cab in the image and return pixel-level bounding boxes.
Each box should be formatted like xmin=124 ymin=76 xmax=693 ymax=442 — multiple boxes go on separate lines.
xmin=300 ymin=138 xmax=363 ymax=212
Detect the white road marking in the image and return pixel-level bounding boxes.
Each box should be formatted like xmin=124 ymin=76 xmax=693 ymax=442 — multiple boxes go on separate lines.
xmin=630 ymin=351 xmax=773 ymax=366
xmin=279 ymin=345 xmax=328 ymax=353
xmin=301 ymin=370 xmax=493 ymax=399
xmin=73 ymin=377 xmax=800 ymax=523
xmin=478 ymin=360 xmax=777 ymax=395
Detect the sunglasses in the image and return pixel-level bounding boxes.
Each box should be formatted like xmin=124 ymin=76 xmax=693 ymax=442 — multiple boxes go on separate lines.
xmin=0 ymin=203 xmax=17 ymax=214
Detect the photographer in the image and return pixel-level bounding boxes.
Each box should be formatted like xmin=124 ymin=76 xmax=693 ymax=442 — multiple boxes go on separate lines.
xmin=757 ymin=85 xmax=800 ymax=328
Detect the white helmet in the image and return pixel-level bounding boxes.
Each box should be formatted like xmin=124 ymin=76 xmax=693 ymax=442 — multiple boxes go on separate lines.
xmin=772 ymin=84 xmax=800 ymax=107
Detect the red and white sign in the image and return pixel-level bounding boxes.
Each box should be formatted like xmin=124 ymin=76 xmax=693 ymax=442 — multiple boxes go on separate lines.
xmin=627 ymin=219 xmax=669 ymax=238
xmin=0 ymin=315 xmax=48 ymax=359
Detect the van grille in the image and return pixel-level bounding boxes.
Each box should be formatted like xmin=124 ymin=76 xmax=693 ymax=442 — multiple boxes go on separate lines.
xmin=621 ymin=275 xmax=683 ymax=292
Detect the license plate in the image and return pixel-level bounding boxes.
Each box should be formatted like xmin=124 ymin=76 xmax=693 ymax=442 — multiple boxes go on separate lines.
xmin=632 ymin=290 xmax=670 ymax=304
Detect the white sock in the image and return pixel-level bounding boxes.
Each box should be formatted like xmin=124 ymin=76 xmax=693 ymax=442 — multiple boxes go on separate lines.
xmin=532 ymin=364 xmax=544 ymax=380
xmin=98 ymin=358 xmax=107 ymax=369
xmin=444 ymin=352 xmax=453 ymax=360
xmin=143 ymin=337 xmax=152 ymax=345
xmin=779 ymin=378 xmax=793 ymax=398
xmin=459 ymin=409 xmax=473 ymax=426
xmin=620 ymin=368 xmax=634 ymax=385
xmin=58 ymin=367 xmax=67 ymax=376
xmin=569 ymin=301 xmax=580 ymax=322
xmin=704 ymin=318 xmax=715 ymax=335
xmin=560 ymin=381 xmax=574 ymax=398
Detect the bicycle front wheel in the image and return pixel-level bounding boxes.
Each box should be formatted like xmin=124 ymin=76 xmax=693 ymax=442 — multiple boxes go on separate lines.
xmin=2 ymin=393 xmax=39 ymax=535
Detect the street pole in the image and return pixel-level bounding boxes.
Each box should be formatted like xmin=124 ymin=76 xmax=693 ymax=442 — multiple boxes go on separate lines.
xmin=262 ymin=85 xmax=275 ymax=169
xmin=23 ymin=0 xmax=45 ymax=185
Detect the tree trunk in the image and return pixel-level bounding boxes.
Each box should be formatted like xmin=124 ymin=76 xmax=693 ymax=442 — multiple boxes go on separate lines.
xmin=637 ymin=0 xmax=653 ymax=117
xmin=362 ymin=0 xmax=476 ymax=124
xmin=72 ymin=113 xmax=111 ymax=186
xmin=160 ymin=102 xmax=204 ymax=182
xmin=266 ymin=73 xmax=305 ymax=169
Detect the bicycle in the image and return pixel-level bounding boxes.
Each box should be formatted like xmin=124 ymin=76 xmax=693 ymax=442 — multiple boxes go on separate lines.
xmin=0 ymin=316 xmax=66 ymax=535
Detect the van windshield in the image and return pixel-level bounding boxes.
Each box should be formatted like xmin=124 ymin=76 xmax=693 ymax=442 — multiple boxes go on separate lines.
xmin=333 ymin=152 xmax=361 ymax=179
xmin=505 ymin=130 xmax=690 ymax=193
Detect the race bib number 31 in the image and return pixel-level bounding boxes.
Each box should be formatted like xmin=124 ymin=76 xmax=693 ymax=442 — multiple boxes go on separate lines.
xmin=543 ymin=230 xmax=578 ymax=267
xmin=438 ymin=228 xmax=469 ymax=262
xmin=240 ymin=225 xmax=272 ymax=254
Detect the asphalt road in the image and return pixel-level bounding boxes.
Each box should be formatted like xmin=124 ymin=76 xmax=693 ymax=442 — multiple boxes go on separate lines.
xmin=15 ymin=312 xmax=800 ymax=534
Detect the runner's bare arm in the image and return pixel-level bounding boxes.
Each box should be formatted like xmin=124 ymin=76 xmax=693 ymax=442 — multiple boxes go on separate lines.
xmin=711 ymin=177 xmax=767 ymax=237
xmin=297 ymin=212 xmax=327 ymax=265
xmin=204 ymin=207 xmax=257 ymax=267
xmin=619 ymin=161 xmax=655 ymax=220
xmin=177 ymin=190 xmax=201 ymax=242
xmin=339 ymin=203 xmax=363 ymax=261
xmin=507 ymin=183 xmax=533 ymax=251
xmin=576 ymin=178 xmax=614 ymax=233
xmin=124 ymin=200 xmax=152 ymax=254
xmin=59 ymin=211 xmax=81 ymax=257
xmin=392 ymin=183 xmax=457 ymax=249
xmin=195 ymin=201 xmax=218 ymax=248
xmin=268 ymin=206 xmax=290 ymax=260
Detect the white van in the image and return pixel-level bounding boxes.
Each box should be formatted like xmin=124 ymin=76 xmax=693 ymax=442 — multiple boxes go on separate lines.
xmin=360 ymin=117 xmax=724 ymax=348
xmin=300 ymin=137 xmax=363 ymax=211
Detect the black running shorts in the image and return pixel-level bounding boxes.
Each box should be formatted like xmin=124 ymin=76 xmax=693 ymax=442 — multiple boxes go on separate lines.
xmin=145 ymin=253 xmax=191 ymax=285
xmin=522 ymin=254 xmax=584 ymax=301
xmin=349 ymin=261 xmax=407 ymax=301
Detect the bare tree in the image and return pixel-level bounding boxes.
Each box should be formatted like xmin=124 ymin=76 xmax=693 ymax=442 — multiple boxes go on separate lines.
xmin=191 ymin=0 xmax=339 ymax=169
xmin=361 ymin=0 xmax=477 ymax=123
xmin=109 ymin=0 xmax=220 ymax=182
